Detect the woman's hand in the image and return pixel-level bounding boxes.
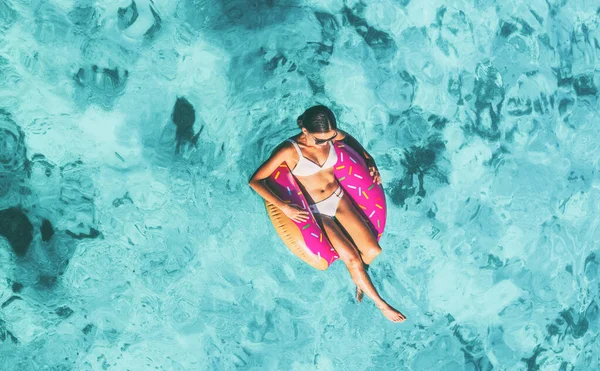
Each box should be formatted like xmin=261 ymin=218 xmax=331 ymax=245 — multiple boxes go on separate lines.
xmin=281 ymin=204 xmax=310 ymax=223
xmin=366 ymin=159 xmax=381 ymax=185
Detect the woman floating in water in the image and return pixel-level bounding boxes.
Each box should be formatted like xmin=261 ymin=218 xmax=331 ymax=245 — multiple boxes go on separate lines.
xmin=248 ymin=105 xmax=406 ymax=323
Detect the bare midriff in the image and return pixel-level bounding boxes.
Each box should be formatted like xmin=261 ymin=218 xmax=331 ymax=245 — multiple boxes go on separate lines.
xmin=292 ymin=168 xmax=340 ymax=203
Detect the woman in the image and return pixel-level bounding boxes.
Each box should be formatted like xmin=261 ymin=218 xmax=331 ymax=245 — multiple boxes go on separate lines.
xmin=248 ymin=105 xmax=406 ymax=323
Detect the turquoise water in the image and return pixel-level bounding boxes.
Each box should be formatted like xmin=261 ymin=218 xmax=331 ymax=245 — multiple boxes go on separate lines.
xmin=1 ymin=0 xmax=599 ymax=369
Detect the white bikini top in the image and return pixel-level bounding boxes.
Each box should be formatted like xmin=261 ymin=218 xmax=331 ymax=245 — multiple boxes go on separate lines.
xmin=286 ymin=138 xmax=338 ymax=176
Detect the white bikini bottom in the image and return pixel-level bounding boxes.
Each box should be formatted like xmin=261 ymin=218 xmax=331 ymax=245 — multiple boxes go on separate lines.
xmin=308 ymin=186 xmax=344 ymax=218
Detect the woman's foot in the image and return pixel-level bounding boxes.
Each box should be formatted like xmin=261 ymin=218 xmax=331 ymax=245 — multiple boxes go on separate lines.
xmin=356 ymin=285 xmax=364 ymax=303
xmin=376 ymin=302 xmax=406 ymax=322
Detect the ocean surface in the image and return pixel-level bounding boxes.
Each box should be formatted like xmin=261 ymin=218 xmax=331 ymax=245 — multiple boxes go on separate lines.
xmin=0 ymin=0 xmax=599 ymax=370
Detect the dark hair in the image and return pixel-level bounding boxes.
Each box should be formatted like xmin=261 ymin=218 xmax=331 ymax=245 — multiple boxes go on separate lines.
xmin=297 ymin=105 xmax=337 ymax=133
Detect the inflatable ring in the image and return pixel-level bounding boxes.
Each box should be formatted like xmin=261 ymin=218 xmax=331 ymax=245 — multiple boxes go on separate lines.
xmin=264 ymin=141 xmax=387 ymax=270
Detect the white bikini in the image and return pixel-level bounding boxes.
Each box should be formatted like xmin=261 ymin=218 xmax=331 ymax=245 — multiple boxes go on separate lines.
xmin=285 ymin=138 xmax=344 ymax=218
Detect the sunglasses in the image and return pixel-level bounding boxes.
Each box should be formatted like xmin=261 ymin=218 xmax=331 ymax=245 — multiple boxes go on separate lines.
xmin=308 ymin=131 xmax=338 ymax=145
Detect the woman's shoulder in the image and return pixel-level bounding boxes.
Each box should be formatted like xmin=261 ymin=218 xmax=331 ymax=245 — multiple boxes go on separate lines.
xmin=283 ymin=134 xmax=304 ymax=148
xmin=268 ymin=139 xmax=298 ymax=170
xmin=271 ymin=137 xmax=296 ymax=157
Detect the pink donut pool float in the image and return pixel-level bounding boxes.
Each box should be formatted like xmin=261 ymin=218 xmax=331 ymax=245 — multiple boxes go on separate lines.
xmin=263 ymin=141 xmax=387 ymax=270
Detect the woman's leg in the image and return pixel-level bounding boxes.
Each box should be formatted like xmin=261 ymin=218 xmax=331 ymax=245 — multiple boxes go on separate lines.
xmin=317 ymin=215 xmax=406 ymax=323
xmin=332 ymin=192 xmax=384 ymax=301
xmin=333 ymin=193 xmax=383 ymax=266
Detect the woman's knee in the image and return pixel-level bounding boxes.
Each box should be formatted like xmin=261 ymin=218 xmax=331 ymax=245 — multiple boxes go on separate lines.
xmin=341 ymin=253 xmax=363 ymax=268
xmin=365 ymin=245 xmax=382 ymax=258
xmin=332 ymin=241 xmax=362 ymax=268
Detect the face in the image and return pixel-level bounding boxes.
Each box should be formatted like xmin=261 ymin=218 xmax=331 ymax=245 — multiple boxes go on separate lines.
xmin=303 ymin=128 xmax=338 ymax=146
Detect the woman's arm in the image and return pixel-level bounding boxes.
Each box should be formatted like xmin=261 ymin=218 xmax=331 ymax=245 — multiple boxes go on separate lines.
xmin=248 ymin=144 xmax=293 ymax=210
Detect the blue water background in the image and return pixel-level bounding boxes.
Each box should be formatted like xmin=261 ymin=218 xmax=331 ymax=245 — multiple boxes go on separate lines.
xmin=0 ymin=0 xmax=599 ymax=369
